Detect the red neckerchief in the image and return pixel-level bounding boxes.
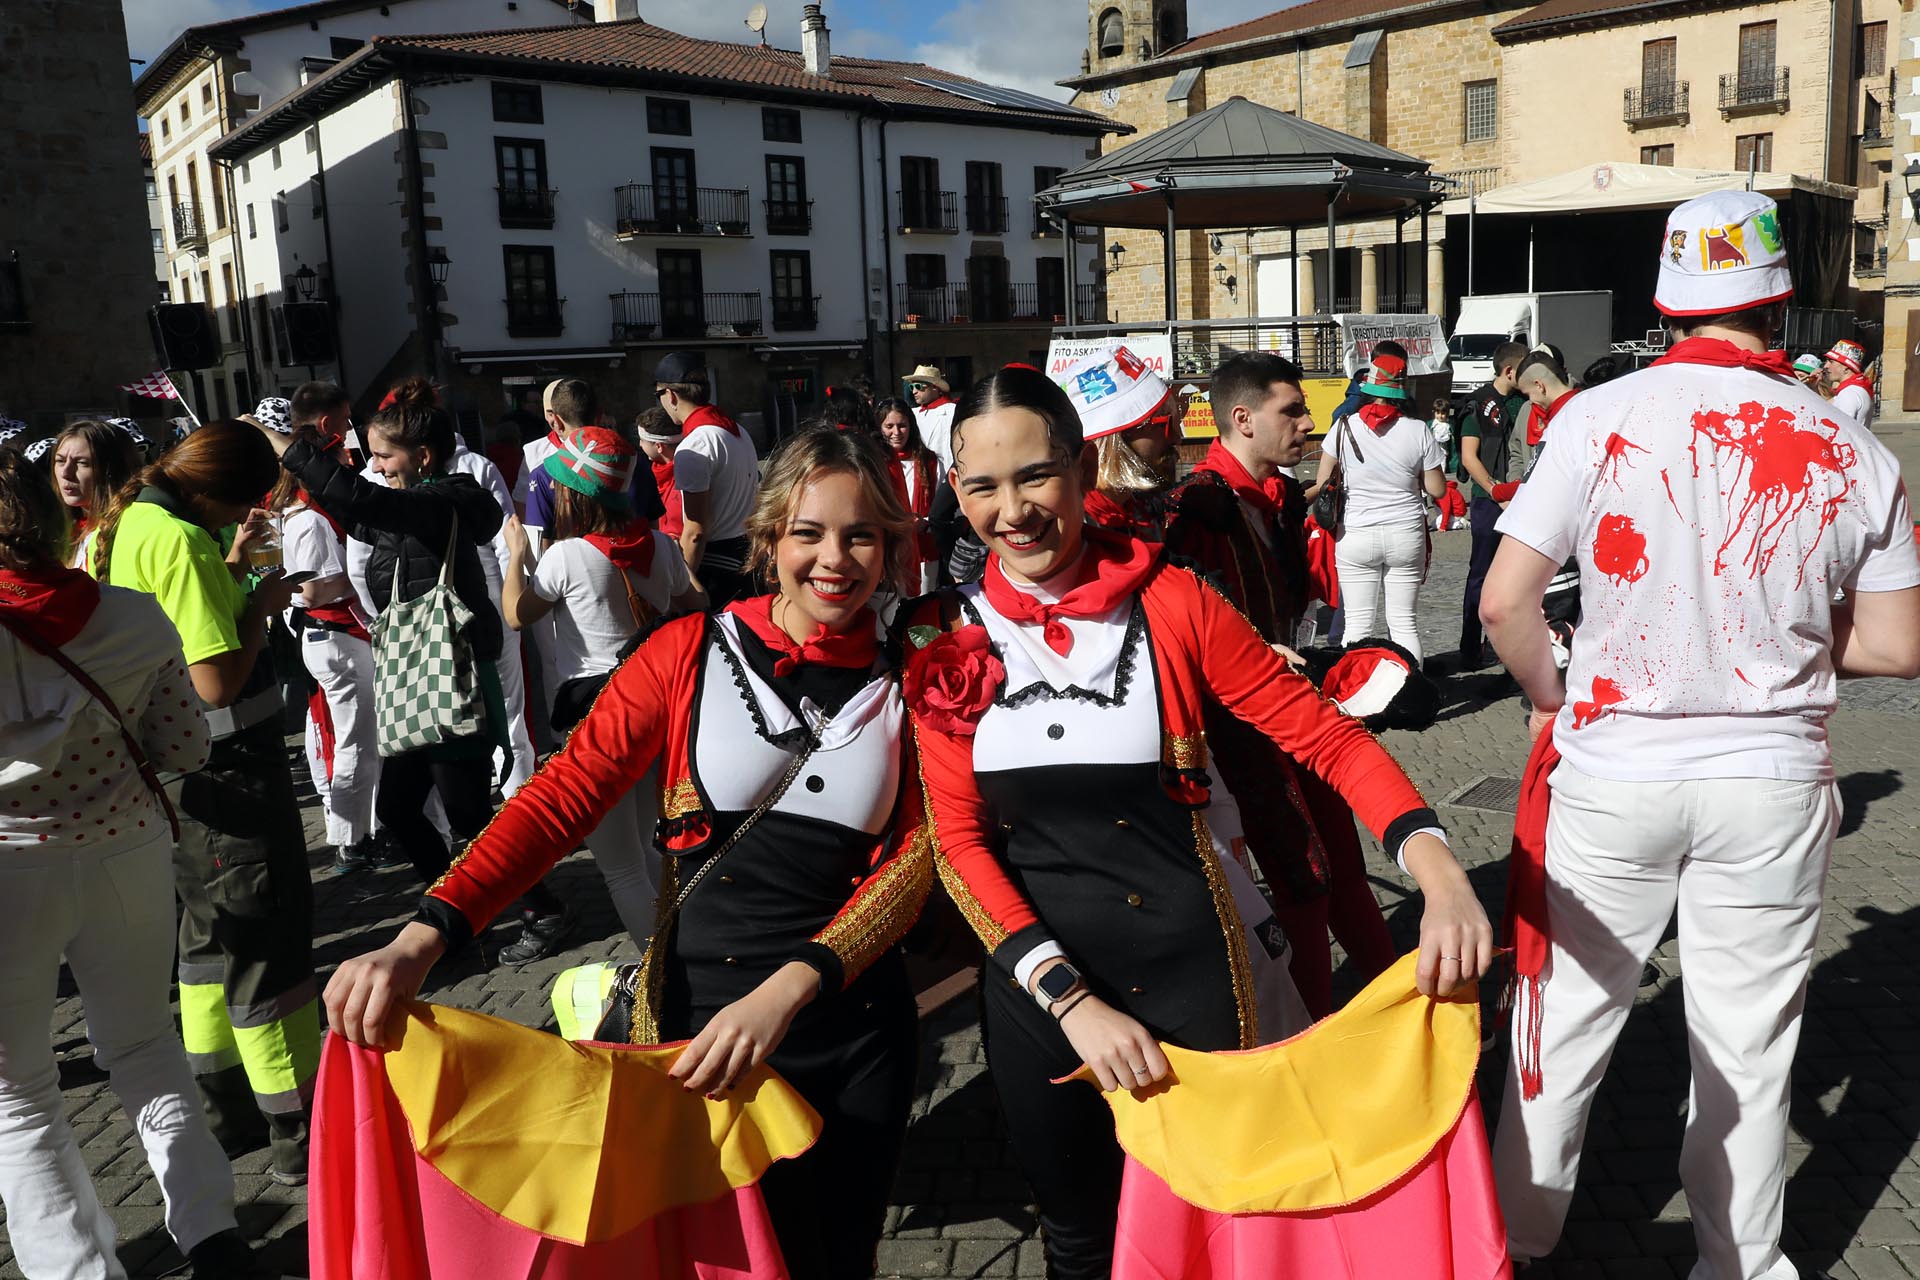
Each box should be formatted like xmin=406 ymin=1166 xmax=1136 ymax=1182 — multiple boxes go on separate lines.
xmin=1525 ymin=390 xmax=1580 ymax=447
xmin=0 ymin=563 xmax=102 ymax=648
xmin=726 ymin=594 xmax=878 ymax=678
xmin=1835 ymin=373 xmax=1875 ymax=397
xmin=583 ymin=519 xmax=657 ymax=577
xmin=1081 ymin=487 xmax=1134 ymax=532
xmin=1652 ymin=337 xmax=1795 ymax=378
xmin=1503 ymin=728 xmax=1562 ymax=1102
xmin=1356 ymin=403 xmax=1398 ymax=432
xmin=980 ymin=530 xmax=1158 ymax=657
xmin=683 ymin=405 xmax=741 ymax=438
xmin=891 ymin=449 xmax=933 ymax=518
xmin=1193 ymin=439 xmax=1286 ymax=518
xmin=295 ymin=491 xmax=346 ymax=541
xmin=922 ymin=394 xmax=955 ymax=411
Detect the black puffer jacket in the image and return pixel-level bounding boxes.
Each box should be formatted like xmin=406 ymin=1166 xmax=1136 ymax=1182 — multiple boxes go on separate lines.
xmin=280 ymin=438 xmax=505 ymax=661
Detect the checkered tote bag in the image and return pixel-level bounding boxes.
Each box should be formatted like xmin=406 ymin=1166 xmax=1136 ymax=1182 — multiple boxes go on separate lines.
xmin=372 ymin=513 xmax=485 ymax=756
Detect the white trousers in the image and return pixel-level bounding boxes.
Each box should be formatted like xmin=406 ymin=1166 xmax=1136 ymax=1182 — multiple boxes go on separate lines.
xmin=494 ymin=628 xmax=537 ymax=799
xmin=302 ymin=629 xmax=378 ymax=848
xmin=0 ymin=836 xmax=237 ymax=1277
xmin=1492 ymin=764 xmax=1837 ymax=1280
xmin=582 ymin=769 xmax=664 ymax=950
xmin=1332 ymin=521 xmax=1428 ymax=663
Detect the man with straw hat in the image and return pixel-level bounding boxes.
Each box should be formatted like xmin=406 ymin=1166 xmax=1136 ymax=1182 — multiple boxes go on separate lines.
xmin=1480 ymin=188 xmax=1920 ymax=1278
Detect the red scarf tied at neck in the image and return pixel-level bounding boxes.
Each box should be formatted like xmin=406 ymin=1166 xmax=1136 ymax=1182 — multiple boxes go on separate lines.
xmin=1356 ymin=403 xmax=1399 ymax=433
xmin=980 ymin=531 xmax=1158 ymax=657
xmin=726 ymin=595 xmax=878 ymax=678
xmin=0 ymin=563 xmax=103 ymax=648
xmin=1652 ymin=336 xmax=1796 ymax=378
xmin=1192 ymin=439 xmax=1288 ymax=518
xmin=583 ymin=518 xmax=657 ymax=577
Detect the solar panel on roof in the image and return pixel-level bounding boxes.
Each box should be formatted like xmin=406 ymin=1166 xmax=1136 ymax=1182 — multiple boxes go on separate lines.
xmin=904 ymin=74 xmax=1074 ymax=114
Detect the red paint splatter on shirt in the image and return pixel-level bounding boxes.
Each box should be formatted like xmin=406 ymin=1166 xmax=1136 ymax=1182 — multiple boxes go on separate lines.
xmin=1688 ymin=401 xmax=1856 ymax=585
xmin=1734 ymin=667 xmax=1755 ymax=687
xmin=1592 ymin=514 xmax=1651 ymax=585
xmin=1659 ymin=469 xmax=1685 ymax=521
xmin=1570 ymin=676 xmax=1628 ymax=729
xmin=1599 ymin=433 xmax=1649 ymax=490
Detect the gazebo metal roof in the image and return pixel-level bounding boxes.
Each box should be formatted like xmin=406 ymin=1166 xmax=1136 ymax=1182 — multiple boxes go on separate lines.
xmin=1038 ymin=95 xmax=1442 ymax=230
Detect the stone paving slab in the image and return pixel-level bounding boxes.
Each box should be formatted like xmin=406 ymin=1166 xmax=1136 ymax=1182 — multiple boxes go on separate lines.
xmin=7 ymin=536 xmax=1920 ymax=1277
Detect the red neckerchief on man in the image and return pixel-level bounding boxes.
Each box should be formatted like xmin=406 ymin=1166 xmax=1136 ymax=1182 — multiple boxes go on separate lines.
xmin=1652 ymin=337 xmax=1796 ymax=377
xmin=979 ymin=531 xmax=1158 ymax=657
xmin=725 ymin=595 xmax=878 ymax=678
xmin=683 ymin=405 xmax=741 ymax=437
xmin=1191 ymin=439 xmax=1286 ymax=518
xmin=0 ymin=562 xmax=101 ymax=648
xmin=920 ymin=393 xmax=954 ymax=412
xmin=1834 ymin=372 xmax=1875 ymax=397
xmin=584 ymin=518 xmax=657 ymax=577
xmin=1527 ymin=389 xmax=1581 ymax=447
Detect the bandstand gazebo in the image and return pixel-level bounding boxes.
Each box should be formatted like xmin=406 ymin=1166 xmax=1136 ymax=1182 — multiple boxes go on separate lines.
xmin=1038 ymin=96 xmax=1447 ymax=378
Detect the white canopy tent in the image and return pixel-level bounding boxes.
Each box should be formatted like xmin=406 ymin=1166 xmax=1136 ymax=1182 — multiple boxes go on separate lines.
xmin=1448 ymin=161 xmax=1854 ymax=216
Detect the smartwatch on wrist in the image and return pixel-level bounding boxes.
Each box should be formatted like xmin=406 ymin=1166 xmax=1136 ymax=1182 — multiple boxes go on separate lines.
xmin=1034 ymin=961 xmax=1084 ymax=1010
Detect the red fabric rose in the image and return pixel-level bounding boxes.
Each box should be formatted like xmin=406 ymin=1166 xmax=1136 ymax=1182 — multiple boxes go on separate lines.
xmin=904 ymin=625 xmax=1005 ymax=736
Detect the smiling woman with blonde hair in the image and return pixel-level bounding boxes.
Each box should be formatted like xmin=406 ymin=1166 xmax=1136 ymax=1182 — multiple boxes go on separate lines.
xmin=323 ymin=425 xmax=934 ymax=1279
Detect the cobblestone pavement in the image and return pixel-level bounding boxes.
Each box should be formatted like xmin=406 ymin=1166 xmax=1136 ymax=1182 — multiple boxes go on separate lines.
xmin=10 ymin=526 xmax=1920 ymax=1279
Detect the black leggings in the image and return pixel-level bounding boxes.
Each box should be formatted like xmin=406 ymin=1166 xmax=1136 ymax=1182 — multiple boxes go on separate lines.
xmin=376 ymin=748 xmax=561 ymax=913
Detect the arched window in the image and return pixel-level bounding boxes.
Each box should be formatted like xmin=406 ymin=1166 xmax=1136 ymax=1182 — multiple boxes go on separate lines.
xmin=1098 ymin=8 xmax=1125 ymax=57
xmin=1158 ymin=7 xmax=1185 ymax=50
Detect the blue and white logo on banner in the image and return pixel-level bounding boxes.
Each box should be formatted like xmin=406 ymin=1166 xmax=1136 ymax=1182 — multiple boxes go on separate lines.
xmin=1075 ymin=367 xmax=1119 ymax=403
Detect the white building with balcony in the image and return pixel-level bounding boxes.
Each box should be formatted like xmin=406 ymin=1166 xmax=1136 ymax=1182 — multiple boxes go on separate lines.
xmin=204 ymin=4 xmax=1124 ymax=434
xmin=135 ymin=0 xmax=580 ymax=421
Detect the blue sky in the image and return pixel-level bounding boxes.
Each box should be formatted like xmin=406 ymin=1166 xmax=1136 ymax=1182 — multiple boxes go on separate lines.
xmin=124 ymin=0 xmax=1288 ymax=100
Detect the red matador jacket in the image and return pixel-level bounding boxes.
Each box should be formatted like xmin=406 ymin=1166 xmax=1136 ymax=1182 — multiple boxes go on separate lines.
xmin=1162 ymin=472 xmax=1365 ymax=904
xmin=905 ymin=560 xmax=1433 ymax=1045
xmin=419 ymin=613 xmax=933 ymax=1008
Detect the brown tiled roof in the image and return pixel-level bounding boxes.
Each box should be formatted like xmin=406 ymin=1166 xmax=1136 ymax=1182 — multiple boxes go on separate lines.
xmin=1490 ymin=0 xmax=1771 ymax=40
xmin=1160 ymin=0 xmax=1413 ymax=58
xmin=375 ymin=21 xmax=1120 ymax=128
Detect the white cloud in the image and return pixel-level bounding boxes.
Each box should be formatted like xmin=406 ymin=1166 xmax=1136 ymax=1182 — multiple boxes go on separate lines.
xmin=123 ymin=0 xmax=256 ymax=64
xmin=876 ymin=0 xmax=1302 ymax=102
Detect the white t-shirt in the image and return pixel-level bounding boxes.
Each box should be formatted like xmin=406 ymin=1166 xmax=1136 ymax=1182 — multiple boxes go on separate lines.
xmin=673 ymin=418 xmax=758 ymax=542
xmin=530 ymin=534 xmax=691 ymax=681
xmin=1326 ymin=413 xmax=1444 ymax=529
xmin=281 ymin=505 xmax=355 ymax=626
xmin=1498 ymin=360 xmax=1920 ymax=782
xmin=916 ymin=400 xmax=959 ymax=473
xmin=1830 ymin=379 xmax=1874 ymax=427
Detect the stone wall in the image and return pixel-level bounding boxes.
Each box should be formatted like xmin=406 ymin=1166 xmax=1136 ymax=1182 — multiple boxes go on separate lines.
xmin=0 ymin=0 xmax=160 ymax=434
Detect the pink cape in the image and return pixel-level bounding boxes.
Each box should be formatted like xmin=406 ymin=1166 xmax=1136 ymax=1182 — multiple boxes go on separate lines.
xmin=309 ymin=1033 xmax=792 ymax=1279
xmin=1110 ymin=1089 xmax=1512 ymax=1279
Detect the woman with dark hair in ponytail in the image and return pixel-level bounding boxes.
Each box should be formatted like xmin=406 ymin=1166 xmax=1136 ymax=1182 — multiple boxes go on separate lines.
xmin=901 ymin=365 xmax=1493 ymax=1279
xmin=90 ymin=420 xmax=320 ymax=1191
xmin=280 ymin=378 xmax=572 ymax=957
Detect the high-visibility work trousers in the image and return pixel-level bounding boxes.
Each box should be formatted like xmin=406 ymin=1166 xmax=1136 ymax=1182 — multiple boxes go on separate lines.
xmin=168 ymin=720 xmax=320 ymax=1178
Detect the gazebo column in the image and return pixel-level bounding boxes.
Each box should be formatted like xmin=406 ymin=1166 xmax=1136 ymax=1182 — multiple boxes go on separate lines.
xmin=1360 ymin=245 xmax=1381 ymax=314
xmin=1427 ymin=238 xmax=1446 ymax=317
xmin=1297 ymin=253 xmax=1316 ymax=314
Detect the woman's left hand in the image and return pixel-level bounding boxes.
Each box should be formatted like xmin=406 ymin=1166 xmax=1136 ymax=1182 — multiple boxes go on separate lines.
xmin=667 ymin=961 xmax=819 ymax=1097
xmin=502 ymin=513 xmax=531 ymax=562
xmin=1401 ymin=833 xmax=1496 ymax=998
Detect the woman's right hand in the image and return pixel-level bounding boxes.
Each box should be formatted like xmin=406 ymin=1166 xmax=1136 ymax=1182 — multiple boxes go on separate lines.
xmin=1057 ymin=995 xmax=1171 ymax=1092
xmin=323 ymin=922 xmax=448 ymax=1048
xmin=502 ymin=513 xmax=531 ymax=563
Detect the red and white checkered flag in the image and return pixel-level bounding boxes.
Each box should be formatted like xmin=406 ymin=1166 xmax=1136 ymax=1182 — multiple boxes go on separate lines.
xmin=121 ymin=371 xmax=180 ymax=400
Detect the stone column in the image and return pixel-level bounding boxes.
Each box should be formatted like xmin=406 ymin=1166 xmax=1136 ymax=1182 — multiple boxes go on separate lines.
xmin=1360 ymin=244 xmax=1381 ymax=313
xmin=1297 ymin=254 xmax=1316 ymax=315
xmin=1427 ymin=239 xmax=1446 ymax=318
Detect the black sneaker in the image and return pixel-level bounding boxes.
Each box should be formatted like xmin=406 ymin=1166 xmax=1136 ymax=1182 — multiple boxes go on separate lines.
xmin=497 ymin=906 xmax=575 ymax=966
xmin=368 ymin=831 xmax=411 ymax=871
xmin=331 ymin=839 xmax=372 ymax=875
xmin=183 ymin=1229 xmax=280 ymax=1278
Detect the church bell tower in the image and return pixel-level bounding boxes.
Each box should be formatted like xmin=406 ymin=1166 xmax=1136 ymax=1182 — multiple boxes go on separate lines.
xmin=1087 ymin=0 xmax=1188 ymax=71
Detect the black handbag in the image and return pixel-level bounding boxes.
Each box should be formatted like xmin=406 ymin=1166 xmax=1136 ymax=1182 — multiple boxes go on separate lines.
xmin=1311 ymin=415 xmax=1365 ymax=536
xmin=592 ymin=735 xmax=818 ymax=1043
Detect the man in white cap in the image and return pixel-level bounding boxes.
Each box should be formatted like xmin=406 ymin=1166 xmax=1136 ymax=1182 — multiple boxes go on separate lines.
xmin=1480 ymin=189 xmax=1920 ymax=1277
xmin=1822 ymin=338 xmax=1875 ymax=426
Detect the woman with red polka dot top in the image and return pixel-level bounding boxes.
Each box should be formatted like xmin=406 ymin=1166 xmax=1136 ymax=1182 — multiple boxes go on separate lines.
xmin=0 ymin=447 xmax=273 ymax=1276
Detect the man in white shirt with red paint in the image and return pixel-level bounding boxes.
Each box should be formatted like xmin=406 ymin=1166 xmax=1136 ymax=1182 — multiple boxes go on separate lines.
xmin=1480 ymin=190 xmax=1920 ymax=1280
xmin=1823 ymin=338 xmax=1875 ymax=427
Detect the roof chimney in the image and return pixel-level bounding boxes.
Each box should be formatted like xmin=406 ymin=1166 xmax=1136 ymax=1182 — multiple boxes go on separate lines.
xmin=592 ymin=0 xmax=639 ymax=21
xmin=801 ymin=3 xmax=831 ymax=78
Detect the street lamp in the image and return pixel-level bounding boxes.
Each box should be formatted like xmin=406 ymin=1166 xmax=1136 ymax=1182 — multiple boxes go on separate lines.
xmin=1108 ymin=241 xmax=1126 ymax=272
xmin=1903 ymin=160 xmax=1920 ymax=223
xmin=1213 ymin=261 xmax=1237 ymax=300
xmin=428 ymin=247 xmax=452 ymax=287
xmin=292 ymin=263 xmax=319 ymax=300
